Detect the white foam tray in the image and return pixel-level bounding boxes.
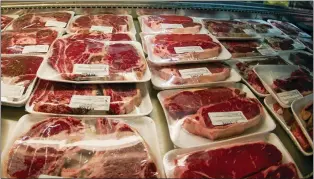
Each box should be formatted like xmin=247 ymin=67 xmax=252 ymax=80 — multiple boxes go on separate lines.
xmin=163 ymin=133 xmax=302 ymax=178
xmin=1 ymin=15 xmax=19 ymax=31
xmin=151 ymin=67 xmax=241 ymax=90
xmin=279 ymin=50 xmax=313 ymax=75
xmin=157 ymin=83 xmax=276 ymax=148
xmin=264 ymin=95 xmax=313 ymax=156
xmin=145 ymin=33 xmax=232 ymax=66
xmin=1 ymin=114 xmax=165 ymax=178
xmin=26 ymin=83 xmax=153 ymax=117
xmin=37 ymin=41 xmax=151 ymax=83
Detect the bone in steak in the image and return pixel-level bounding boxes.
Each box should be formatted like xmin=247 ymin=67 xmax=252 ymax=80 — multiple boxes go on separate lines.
xmin=152 ymin=34 xmax=221 ymax=60
xmin=163 ymin=87 xmax=245 ymax=119
xmin=221 ymin=41 xmax=262 ymax=58
xmin=174 ymin=142 xmax=283 ymax=179
xmin=11 ymin=11 xmax=72 ymax=30
xmin=203 ymin=19 xmax=253 ymax=37
xmin=1 ymin=28 xmax=59 ymax=54
xmin=182 ymin=97 xmax=263 ymax=140
xmin=1 ymin=15 xmax=14 ymax=30
xmin=152 ymin=63 xmax=230 ymax=84
xmin=247 ymin=163 xmax=299 ymax=179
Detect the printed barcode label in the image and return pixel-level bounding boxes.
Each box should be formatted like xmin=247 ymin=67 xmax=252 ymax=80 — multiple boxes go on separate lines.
xmin=45 ymin=20 xmax=67 ymax=28
xmin=208 ymin=111 xmax=247 ymax=126
xmin=174 ymin=46 xmax=204 ymax=54
xmin=243 ymin=29 xmax=256 ymax=35
xmin=257 ymin=45 xmax=277 ymax=56
xmin=22 ymin=45 xmax=49 ymax=53
xmin=73 ymin=64 xmax=109 ymax=77
xmin=160 ymin=23 xmax=183 ymax=29
xmin=179 ymin=68 xmax=212 ymax=79
xmin=69 ymin=95 xmax=110 ymax=111
xmin=277 ymin=90 xmax=303 ymax=104
xmin=90 ymin=25 xmax=113 ymax=33
xmin=1 ymin=82 xmax=25 ymax=98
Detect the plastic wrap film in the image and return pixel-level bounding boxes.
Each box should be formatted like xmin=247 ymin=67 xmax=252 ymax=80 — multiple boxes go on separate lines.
xmin=75 ymin=8 xmax=130 ymax=15
xmin=288 ymin=51 xmax=313 ymax=72
xmin=268 ymin=19 xmax=311 ymax=39
xmin=2 ymin=116 xmax=159 ymax=178
xmin=297 ymin=37 xmax=313 ymax=51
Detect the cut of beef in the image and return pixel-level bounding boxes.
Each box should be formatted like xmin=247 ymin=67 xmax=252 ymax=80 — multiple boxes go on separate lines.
xmin=289 ymin=52 xmax=313 ymax=72
xmin=1 ymin=28 xmax=59 ymax=54
xmin=174 ymin=142 xmax=283 ymax=179
xmin=1 ymin=15 xmax=14 ymax=30
xmin=247 ymin=163 xmax=299 ymax=179
xmin=203 ymin=19 xmax=253 ymax=37
xmin=245 ymin=20 xmax=275 ymax=34
xmin=182 ymin=97 xmax=263 ymax=140
xmin=265 ymin=36 xmax=295 ymax=51
xmin=152 ymin=63 xmax=230 ymax=84
xmin=163 ymin=87 xmax=245 ymax=119
xmin=221 ymin=41 xmax=261 ymax=58
xmin=11 ymin=11 xmax=72 ymax=30
xmin=65 ymin=32 xmax=133 ymax=41
xmin=68 ymin=14 xmax=130 ymax=33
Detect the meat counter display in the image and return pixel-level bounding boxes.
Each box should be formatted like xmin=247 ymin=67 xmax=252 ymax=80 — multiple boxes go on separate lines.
xmin=1 ymin=1 xmax=313 ymax=179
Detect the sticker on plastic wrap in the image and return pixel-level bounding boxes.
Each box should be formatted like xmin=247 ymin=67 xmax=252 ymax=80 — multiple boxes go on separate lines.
xmin=243 ymin=29 xmax=256 ymax=35
xmin=45 ymin=20 xmax=67 ymax=28
xmin=179 ymin=68 xmax=212 ymax=79
xmin=22 ymin=45 xmax=49 ymax=53
xmin=208 ymin=111 xmax=248 ymax=126
xmin=277 ymin=90 xmax=303 ymax=104
xmin=1 ymin=82 xmax=25 ymax=98
xmin=257 ymin=45 xmax=277 ymax=56
xmin=90 ymin=25 xmax=113 ymax=33
xmin=174 ymin=46 xmax=204 ymax=54
xmin=160 ymin=23 xmax=183 ymax=29
xmin=73 ymin=64 xmax=109 ymax=77
xmin=69 ymin=95 xmax=111 ymax=111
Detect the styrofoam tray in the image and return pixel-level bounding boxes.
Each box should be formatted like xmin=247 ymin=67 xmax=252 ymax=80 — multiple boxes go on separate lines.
xmin=291 ymin=94 xmax=314 ymax=148
xmin=254 ymin=65 xmax=308 ymax=108
xmin=264 ymin=95 xmax=313 ymax=156
xmin=37 ymin=41 xmax=151 ymax=83
xmin=235 ymin=19 xmax=285 ymax=36
xmin=1 ymin=14 xmax=19 ymax=31
xmin=67 ymin=14 xmax=136 ymax=34
xmin=279 ymin=50 xmax=313 ymax=75
xmin=151 ymin=67 xmax=241 ymax=90
xmin=157 ymin=83 xmax=276 ymax=148
xmin=1 ymin=114 xmax=165 ymax=178
xmin=268 ymin=19 xmax=311 ymax=39
xmin=145 ymin=34 xmax=232 ymax=66
xmin=26 ymin=83 xmax=153 ymax=117
xmin=163 ymin=133 xmax=302 ymax=178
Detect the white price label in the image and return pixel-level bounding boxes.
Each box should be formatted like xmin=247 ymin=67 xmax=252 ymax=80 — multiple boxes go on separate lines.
xmin=179 ymin=67 xmax=212 ymax=79
xmin=277 ymin=90 xmax=303 ymax=104
xmin=243 ymin=29 xmax=256 ymax=35
xmin=1 ymin=83 xmax=25 ymax=98
xmin=174 ymin=46 xmax=204 ymax=54
xmin=73 ymin=64 xmax=109 ymax=77
xmin=45 ymin=20 xmax=67 ymax=28
xmin=22 ymin=45 xmax=49 ymax=54
xmin=257 ymin=45 xmax=277 ymax=56
xmin=90 ymin=25 xmax=113 ymax=33
xmin=69 ymin=95 xmax=110 ymax=111
xmin=160 ymin=23 xmax=183 ymax=29
xmin=209 ymin=111 xmax=248 ymax=126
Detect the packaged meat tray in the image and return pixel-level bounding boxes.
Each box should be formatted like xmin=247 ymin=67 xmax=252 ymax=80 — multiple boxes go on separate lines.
xmin=202 ymin=19 xmax=261 ymax=40
xmin=37 ymin=37 xmax=150 ymax=83
xmin=279 ymin=51 xmax=313 ymax=73
xmin=139 ymin=15 xmax=206 ymax=34
xmin=75 ymin=8 xmax=130 ymax=15
xmin=221 ymin=40 xmax=278 ymax=58
xmin=1 ymin=27 xmax=64 ymax=54
xmin=1 ymin=114 xmax=164 ymax=178
xmin=26 ymin=80 xmax=153 ymax=117
xmin=150 ymin=62 xmax=241 ymax=90
xmin=264 ymin=95 xmax=313 ymax=156
xmin=145 ymin=34 xmax=232 ymax=66
xmin=136 ymin=8 xmax=176 ymax=16
xmin=227 ymin=56 xmax=288 ymax=97
xmin=254 ymin=65 xmax=313 ymax=108
xmin=163 ymin=133 xmax=302 ymax=178
xmin=67 ymin=14 xmax=136 ymax=34
xmin=6 ymin=11 xmax=74 ymax=30
xmin=1 ymin=15 xmax=18 ymax=31
xmin=236 ymin=19 xmax=284 ymax=36
xmin=297 ymin=37 xmax=313 ymax=52
xmin=264 ymin=34 xmax=306 ymax=52
xmin=157 ymin=83 xmax=276 ymax=148
xmin=268 ymin=19 xmax=311 ymax=39
xmin=1 ymin=55 xmax=44 ymax=107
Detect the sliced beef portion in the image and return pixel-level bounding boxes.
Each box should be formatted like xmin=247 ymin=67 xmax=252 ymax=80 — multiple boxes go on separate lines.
xmin=221 ymin=41 xmax=262 ymax=58
xmin=247 ymin=163 xmax=299 ymax=179
xmin=203 ymin=19 xmax=252 ymax=37
xmin=1 ymin=15 xmax=14 ymax=30
xmin=265 ymin=36 xmax=295 ymax=51
xmin=174 ymin=142 xmax=283 ymax=179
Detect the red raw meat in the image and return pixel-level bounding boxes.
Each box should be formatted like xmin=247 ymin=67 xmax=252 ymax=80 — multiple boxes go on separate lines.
xmin=11 ymin=11 xmax=72 ymax=30
xmin=289 ymin=52 xmax=313 ymax=72
xmin=1 ymin=28 xmax=59 ymax=54
xmin=183 ymin=97 xmax=263 ymax=140
xmin=265 ymin=36 xmax=295 ymax=50
xmin=1 ymin=55 xmax=43 ymax=88
xmin=1 ymin=15 xmax=14 ymax=30
xmin=247 ymin=163 xmax=299 ymax=179
xmin=203 ymin=19 xmax=252 ymax=37
xmin=163 ymin=87 xmax=245 ymax=119
xmin=65 ymin=32 xmax=132 ymax=41
xmin=221 ymin=41 xmax=261 ymax=58
xmin=174 ymin=142 xmax=283 ymax=179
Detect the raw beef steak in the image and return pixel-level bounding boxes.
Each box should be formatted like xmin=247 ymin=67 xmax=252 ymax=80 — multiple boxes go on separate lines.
xmin=265 ymin=36 xmax=295 ymax=51
xmin=152 ymin=34 xmax=221 ymax=60
xmin=11 ymin=11 xmax=72 ymax=30
xmin=269 ymin=20 xmax=304 ymax=38
xmin=221 ymin=41 xmax=262 ymax=58
xmin=163 ymin=87 xmax=245 ymax=119
xmin=182 ymin=97 xmax=263 ymax=140
xmin=152 ymin=63 xmax=230 ymax=84
xmin=174 ymin=142 xmax=283 ymax=179
xmin=65 ymin=32 xmax=133 ymax=41
xmin=203 ymin=19 xmax=253 ymax=37
xmin=1 ymin=15 xmax=14 ymax=30
xmin=68 ymin=14 xmax=130 ymax=33
xmin=247 ymin=163 xmax=299 ymax=179
xmin=1 ymin=28 xmax=59 ymax=54
xmin=1 ymin=55 xmax=43 ymax=88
